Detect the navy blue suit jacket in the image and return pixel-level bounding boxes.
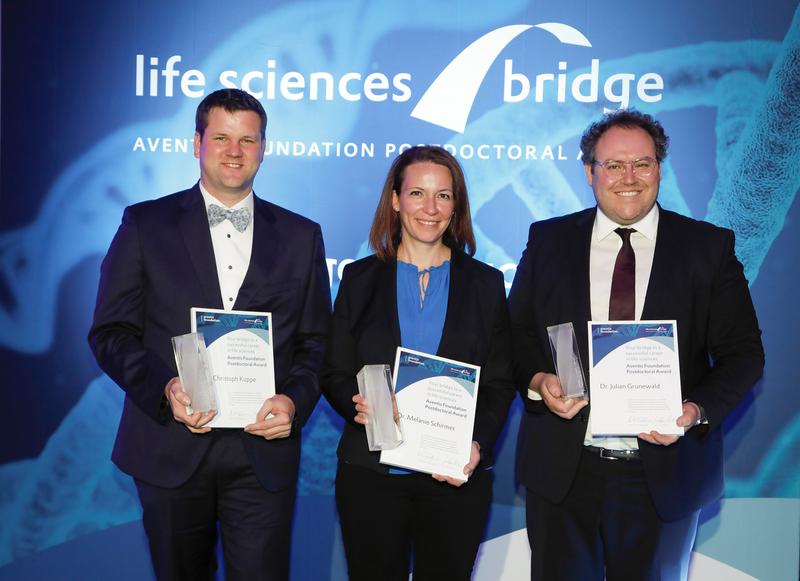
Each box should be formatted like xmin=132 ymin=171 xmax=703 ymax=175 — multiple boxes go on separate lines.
xmin=508 ymin=206 xmax=764 ymax=521
xmin=89 ymin=184 xmax=331 ymax=491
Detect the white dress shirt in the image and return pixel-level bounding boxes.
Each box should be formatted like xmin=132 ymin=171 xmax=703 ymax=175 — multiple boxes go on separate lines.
xmin=584 ymin=204 xmax=659 ymax=450
xmin=199 ymin=183 xmax=254 ymax=310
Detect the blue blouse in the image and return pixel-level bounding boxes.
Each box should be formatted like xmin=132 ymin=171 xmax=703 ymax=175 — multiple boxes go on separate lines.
xmin=391 ymin=260 xmax=451 ymax=475
xmin=396 ymin=259 xmax=450 ymax=355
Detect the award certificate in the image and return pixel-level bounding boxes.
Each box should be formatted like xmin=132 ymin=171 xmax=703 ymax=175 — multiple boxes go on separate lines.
xmin=588 ymin=321 xmax=683 ymax=436
xmin=379 ymin=348 xmax=479 ymax=481
xmin=191 ymin=308 xmax=276 ymax=428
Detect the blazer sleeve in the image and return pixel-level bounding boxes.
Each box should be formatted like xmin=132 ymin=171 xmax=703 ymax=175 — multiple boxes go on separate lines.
xmin=320 ymin=262 xmax=362 ymax=427
xmin=280 ymin=224 xmax=332 ymax=428
xmin=687 ymin=229 xmax=764 ymax=431
xmin=507 ymin=223 xmax=555 ymax=411
xmin=471 ymin=268 xmax=516 ymax=458
xmin=88 ymin=206 xmax=174 ymax=423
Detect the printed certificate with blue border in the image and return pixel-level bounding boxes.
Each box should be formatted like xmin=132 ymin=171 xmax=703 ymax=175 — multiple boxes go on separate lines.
xmin=191 ymin=308 xmax=276 ymax=428
xmin=379 ymin=347 xmax=480 ymax=481
xmin=588 ymin=321 xmax=683 ymax=436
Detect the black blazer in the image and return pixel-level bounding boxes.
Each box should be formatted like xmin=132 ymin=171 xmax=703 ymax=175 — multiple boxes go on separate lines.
xmin=322 ymin=250 xmax=516 ymax=474
xmin=89 ymin=184 xmax=331 ymax=491
xmin=509 ymin=206 xmax=764 ymax=521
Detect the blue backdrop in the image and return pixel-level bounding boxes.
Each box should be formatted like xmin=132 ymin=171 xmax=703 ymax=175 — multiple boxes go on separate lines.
xmin=1 ymin=1 xmax=798 ymax=579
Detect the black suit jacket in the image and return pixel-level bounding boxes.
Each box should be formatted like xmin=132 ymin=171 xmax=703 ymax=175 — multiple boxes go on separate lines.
xmin=322 ymin=251 xmax=516 ymax=473
xmin=508 ymin=206 xmax=764 ymax=521
xmin=89 ymin=184 xmax=331 ymax=491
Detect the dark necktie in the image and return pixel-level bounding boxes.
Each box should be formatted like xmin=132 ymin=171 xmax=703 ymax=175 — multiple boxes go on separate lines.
xmin=609 ymin=228 xmax=636 ymax=320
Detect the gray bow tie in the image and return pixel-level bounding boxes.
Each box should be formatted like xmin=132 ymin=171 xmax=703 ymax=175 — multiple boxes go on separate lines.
xmin=207 ymin=204 xmax=251 ymax=232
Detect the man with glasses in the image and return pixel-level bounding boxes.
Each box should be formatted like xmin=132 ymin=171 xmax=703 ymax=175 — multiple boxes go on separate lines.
xmin=508 ymin=110 xmax=763 ymax=580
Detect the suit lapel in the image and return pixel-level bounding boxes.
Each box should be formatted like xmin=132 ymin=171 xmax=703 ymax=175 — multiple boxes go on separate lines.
xmin=437 ymin=250 xmax=466 ymax=357
xmin=383 ymin=259 xmax=402 ymax=348
xmin=178 ymin=185 xmax=223 ymax=309
xmin=571 ymin=209 xmax=595 ymax=363
xmin=642 ymin=208 xmax=681 ymax=320
xmin=234 ymin=195 xmax=281 ymax=310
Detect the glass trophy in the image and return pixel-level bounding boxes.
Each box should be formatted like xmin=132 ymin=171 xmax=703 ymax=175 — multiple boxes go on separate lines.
xmin=546 ymin=322 xmax=588 ymax=400
xmin=356 ymin=364 xmax=404 ymax=451
xmin=171 ymin=332 xmax=218 ymax=414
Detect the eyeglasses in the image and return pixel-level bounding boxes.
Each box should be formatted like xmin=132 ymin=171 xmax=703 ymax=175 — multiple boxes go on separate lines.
xmin=593 ymin=157 xmax=658 ymax=178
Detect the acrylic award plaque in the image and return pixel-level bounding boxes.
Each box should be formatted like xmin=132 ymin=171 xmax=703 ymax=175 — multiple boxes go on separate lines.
xmin=356 ymin=364 xmax=404 ymax=451
xmin=171 ymin=332 xmax=218 ymax=415
xmin=547 ymin=322 xmax=588 ymax=400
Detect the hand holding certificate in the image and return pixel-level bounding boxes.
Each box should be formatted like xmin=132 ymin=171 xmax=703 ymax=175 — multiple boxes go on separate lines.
xmin=379 ymin=348 xmax=479 ymax=481
xmin=190 ymin=308 xmax=277 ymax=428
xmin=588 ymin=321 xmax=684 ymax=437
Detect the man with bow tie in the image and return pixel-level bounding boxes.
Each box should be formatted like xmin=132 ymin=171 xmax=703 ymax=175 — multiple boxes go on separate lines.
xmin=89 ymin=88 xmax=331 ymax=581
xmin=508 ymin=110 xmax=764 ymax=580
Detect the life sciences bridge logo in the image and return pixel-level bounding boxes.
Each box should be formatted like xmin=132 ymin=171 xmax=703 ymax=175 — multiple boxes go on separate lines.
xmin=410 ymin=23 xmax=664 ymax=133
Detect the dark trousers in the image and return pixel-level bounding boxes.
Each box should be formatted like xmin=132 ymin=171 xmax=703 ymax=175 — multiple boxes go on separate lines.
xmin=135 ymin=430 xmax=295 ymax=581
xmin=335 ymin=462 xmax=492 ymax=581
xmin=526 ymin=448 xmax=699 ymax=581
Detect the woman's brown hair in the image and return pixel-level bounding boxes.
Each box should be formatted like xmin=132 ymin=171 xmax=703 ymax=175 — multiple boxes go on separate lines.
xmin=369 ymin=145 xmax=476 ymax=261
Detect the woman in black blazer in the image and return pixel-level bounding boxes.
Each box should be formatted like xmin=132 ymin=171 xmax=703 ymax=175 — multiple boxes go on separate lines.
xmin=322 ymin=146 xmax=516 ymax=581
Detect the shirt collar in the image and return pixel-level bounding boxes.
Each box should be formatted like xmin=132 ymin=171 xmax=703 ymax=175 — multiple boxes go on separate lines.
xmin=594 ymin=203 xmax=659 ymax=241
xmin=199 ymin=181 xmax=254 ymax=214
